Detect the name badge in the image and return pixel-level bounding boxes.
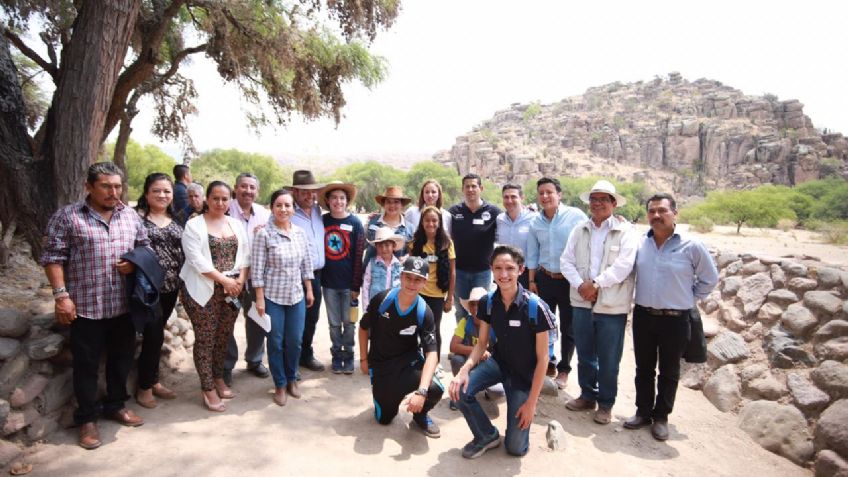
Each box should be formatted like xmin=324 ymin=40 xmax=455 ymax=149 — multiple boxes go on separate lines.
xmin=509 ymin=320 xmax=521 ymax=327
xmin=610 ymin=245 xmax=620 ymax=252
xmin=399 ymin=325 xmax=417 ymax=336
xmin=518 ymin=226 xmax=530 ymax=233
xmin=340 ymin=224 xmax=353 ymax=232
xmin=426 ymin=255 xmax=438 ymax=263
xmin=472 ymin=219 xmax=485 ymax=225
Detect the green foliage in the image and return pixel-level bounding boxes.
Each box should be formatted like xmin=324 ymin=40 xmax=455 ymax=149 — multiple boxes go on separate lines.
xmin=680 ymin=188 xmax=797 ymax=233
xmin=191 ymin=149 xmax=291 ymax=205
xmin=480 ymin=179 xmax=503 ymax=205
xmin=689 ymin=216 xmax=714 ymax=233
xmin=520 ymin=176 xmax=646 ymax=222
xmin=403 ymin=162 xmax=462 ymax=207
xmin=328 ymin=161 xmax=406 ymax=212
xmin=103 ymin=140 xmax=176 ymax=199
xmin=523 ymin=102 xmax=542 ymax=121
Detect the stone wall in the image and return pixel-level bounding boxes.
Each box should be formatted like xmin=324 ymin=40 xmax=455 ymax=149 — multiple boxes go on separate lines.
xmin=690 ymin=251 xmax=848 ymax=474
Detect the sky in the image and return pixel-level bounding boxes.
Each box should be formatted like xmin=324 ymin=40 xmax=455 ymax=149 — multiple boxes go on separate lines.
xmin=128 ymin=0 xmax=848 ymax=162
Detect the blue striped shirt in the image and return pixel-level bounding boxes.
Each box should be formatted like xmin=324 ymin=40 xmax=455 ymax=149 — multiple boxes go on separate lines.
xmin=527 ymin=203 xmax=587 ymax=272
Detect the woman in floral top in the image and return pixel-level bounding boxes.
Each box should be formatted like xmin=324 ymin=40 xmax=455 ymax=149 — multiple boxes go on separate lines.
xmin=252 ymin=189 xmax=314 ymax=406
xmin=134 ymin=173 xmax=185 ymax=408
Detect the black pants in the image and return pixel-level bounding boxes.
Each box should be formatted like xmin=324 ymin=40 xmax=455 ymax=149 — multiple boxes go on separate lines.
xmin=137 ymin=289 xmax=179 ymax=389
xmin=70 ymin=314 xmax=135 ymax=424
xmin=370 ymin=359 xmax=444 ymax=425
xmin=536 ymin=272 xmax=573 ymax=373
xmin=300 ymin=270 xmax=323 ymax=364
xmin=632 ymin=306 xmax=691 ymax=421
xmin=422 ymin=295 xmax=445 ymax=361
xmin=225 ymin=280 xmax=268 ymax=370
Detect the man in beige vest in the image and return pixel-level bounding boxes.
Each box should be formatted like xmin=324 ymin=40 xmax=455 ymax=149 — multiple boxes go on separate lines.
xmin=559 ymin=180 xmax=638 ymax=425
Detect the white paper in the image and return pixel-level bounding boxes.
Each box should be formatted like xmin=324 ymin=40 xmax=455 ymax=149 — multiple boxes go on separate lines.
xmin=247 ymin=305 xmax=272 ymax=333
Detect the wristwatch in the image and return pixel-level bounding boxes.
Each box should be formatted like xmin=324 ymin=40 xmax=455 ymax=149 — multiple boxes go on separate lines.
xmin=415 ymin=387 xmax=428 ymax=397
xmin=52 ymin=286 xmax=67 ymax=297
xmin=592 ymin=281 xmax=600 ymax=290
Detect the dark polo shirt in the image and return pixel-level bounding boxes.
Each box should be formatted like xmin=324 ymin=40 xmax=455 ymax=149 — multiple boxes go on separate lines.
xmin=361 ymin=289 xmax=437 ymax=374
xmin=449 ymin=200 xmax=502 ymax=272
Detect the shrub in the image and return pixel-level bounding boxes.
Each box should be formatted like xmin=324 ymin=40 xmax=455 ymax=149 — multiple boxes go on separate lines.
xmin=689 ymin=216 xmax=714 ymax=233
xmin=819 ymin=221 xmax=848 ymax=245
xmin=776 ymin=218 xmax=796 ymax=231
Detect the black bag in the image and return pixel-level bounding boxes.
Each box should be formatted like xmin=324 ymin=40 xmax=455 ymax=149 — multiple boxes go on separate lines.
xmin=683 ymin=307 xmax=707 ymax=363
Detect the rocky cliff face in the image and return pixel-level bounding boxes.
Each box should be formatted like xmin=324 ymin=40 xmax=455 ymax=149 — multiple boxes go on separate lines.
xmin=435 ymin=73 xmax=848 ymax=196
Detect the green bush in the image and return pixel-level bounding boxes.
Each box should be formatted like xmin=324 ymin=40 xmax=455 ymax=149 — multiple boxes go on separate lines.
xmin=191 ymin=149 xmax=291 ymax=205
xmin=689 ymin=216 xmax=714 ymax=233
xmin=819 ymin=221 xmax=848 ymax=245
xmin=103 ymin=140 xmax=176 ymax=199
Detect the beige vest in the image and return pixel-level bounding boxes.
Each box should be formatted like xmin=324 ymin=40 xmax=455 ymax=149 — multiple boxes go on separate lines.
xmin=569 ymin=219 xmax=635 ymax=314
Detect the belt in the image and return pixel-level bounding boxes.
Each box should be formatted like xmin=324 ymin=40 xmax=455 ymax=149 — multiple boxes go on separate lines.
xmin=538 ymin=266 xmax=565 ymax=280
xmin=637 ymin=305 xmax=685 ymax=317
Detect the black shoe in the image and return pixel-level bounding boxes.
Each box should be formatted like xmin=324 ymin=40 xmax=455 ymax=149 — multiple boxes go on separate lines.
xmin=222 ymin=369 xmax=233 ymax=387
xmin=624 ymin=414 xmax=652 ymax=430
xmin=248 ymin=363 xmax=270 ymax=378
xmin=651 ymin=420 xmax=669 ymax=441
xmin=301 ymin=356 xmax=326 ymax=372
xmin=412 ymin=414 xmax=440 ymax=438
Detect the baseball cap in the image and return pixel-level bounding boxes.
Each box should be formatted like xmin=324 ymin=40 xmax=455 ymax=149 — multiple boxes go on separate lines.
xmin=401 ymin=256 xmax=428 ymax=279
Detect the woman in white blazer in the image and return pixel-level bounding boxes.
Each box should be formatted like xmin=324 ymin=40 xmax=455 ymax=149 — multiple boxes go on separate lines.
xmin=179 ymin=181 xmax=249 ymax=412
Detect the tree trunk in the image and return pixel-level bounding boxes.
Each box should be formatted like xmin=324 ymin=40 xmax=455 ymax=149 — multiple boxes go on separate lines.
xmin=113 ymin=110 xmax=135 ymax=203
xmin=0 ymin=1 xmax=141 ymax=258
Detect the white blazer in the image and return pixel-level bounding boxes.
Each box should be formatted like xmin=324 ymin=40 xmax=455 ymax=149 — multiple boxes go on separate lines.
xmin=179 ymin=214 xmax=250 ymax=307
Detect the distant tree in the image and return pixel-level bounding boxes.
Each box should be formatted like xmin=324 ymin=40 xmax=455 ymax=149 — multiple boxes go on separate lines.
xmin=103 ymin=141 xmax=177 ymax=200
xmin=330 ymin=161 xmax=405 ymax=213
xmin=190 ymin=149 xmax=291 ymax=205
xmin=403 ymin=161 xmax=462 ymax=206
xmin=684 ymin=189 xmax=796 ymax=234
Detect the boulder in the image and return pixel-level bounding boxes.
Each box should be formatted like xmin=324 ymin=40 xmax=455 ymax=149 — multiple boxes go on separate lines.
xmin=817 ymin=267 xmax=843 ymax=288
xmin=811 ymin=361 xmax=848 ymax=400
xmin=541 ymin=377 xmax=558 ymax=396
xmin=788 ymin=277 xmax=818 ymax=292
xmin=781 ymin=262 xmax=808 ymax=277
xmin=742 ymin=261 xmax=768 ymax=275
xmin=546 ymin=420 xmax=567 ymax=450
xmin=756 ymin=302 xmax=783 ymax=323
xmin=163 ymin=345 xmax=188 ymax=369
xmin=0 ymin=353 xmax=30 ymax=396
xmin=26 ymin=412 xmax=60 ymax=440
xmin=707 ymin=331 xmax=750 ymax=365
xmin=815 ymin=450 xmax=848 ymax=477
xmin=726 ymin=260 xmax=743 ymax=276
xmin=765 ymin=326 xmax=816 ymax=368
xmin=767 ymin=289 xmax=798 ymax=306
xmin=0 ymin=399 xmax=9 ymax=422
xmin=717 ymin=252 xmax=740 ymax=268
xmin=701 ymin=298 xmax=719 ymax=315
xmin=814 ymin=320 xmax=848 ymax=361
xmin=34 ymin=369 xmax=73 ymax=414
xmin=24 ymin=333 xmax=65 ymax=360
xmin=0 ymin=440 xmax=22 ymax=468
xmin=770 ymin=264 xmax=786 ymax=289
xmin=738 ymin=273 xmax=773 ymax=316
xmin=680 ymin=362 xmax=709 ymax=390
xmin=739 ymin=363 xmax=768 ymax=383
xmin=183 ymin=329 xmax=195 ymax=348
xmin=702 ymin=314 xmax=720 ymax=337
xmin=745 ymin=373 xmax=787 ymax=401
xmin=9 ymin=374 xmax=49 ymax=408
xmin=815 ymin=399 xmax=848 ymax=456
xmin=0 ymin=309 xmax=29 ymax=338
xmin=805 ymin=291 xmax=843 ymax=316
xmin=2 ymin=405 xmax=39 ymax=436
xmin=29 ymin=312 xmax=55 ymax=331
xmin=759 ymin=256 xmax=783 ymax=266
xmin=722 ymin=276 xmax=743 ymax=296
xmin=781 ymin=303 xmax=818 ymax=338
xmin=742 ymin=322 xmax=764 ymax=342
xmin=719 ymin=304 xmax=747 ymax=331
xmin=787 ymin=373 xmax=830 ymax=416
xmin=738 ymin=400 xmax=814 ymax=466
xmin=0 ymin=337 xmax=21 ymax=360
xmin=703 ymin=364 xmax=741 ymax=412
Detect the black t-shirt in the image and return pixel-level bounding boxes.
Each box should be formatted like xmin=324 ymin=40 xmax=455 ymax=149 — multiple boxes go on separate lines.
xmin=361 ymin=289 xmax=438 ymax=373
xmin=478 ymin=285 xmax=555 ymax=390
xmin=321 ymin=213 xmax=365 ymax=290
xmin=448 ymin=201 xmax=502 ymax=272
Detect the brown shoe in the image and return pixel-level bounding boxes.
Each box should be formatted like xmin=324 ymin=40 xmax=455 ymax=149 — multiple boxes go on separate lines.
xmin=273 ymin=388 xmax=287 ymax=406
xmin=107 ymin=408 xmax=144 ymax=427
xmin=287 ymin=382 xmax=302 ymax=399
xmin=135 ymin=390 xmax=157 ymax=409
xmin=555 ymin=372 xmax=569 ymax=389
xmin=78 ymin=422 xmax=101 ymax=450
xmin=152 ymin=383 xmax=177 ymax=400
xmin=624 ymin=414 xmax=652 ymax=429
xmin=593 ymin=406 xmax=612 ymax=424
xmin=565 ymin=397 xmax=597 ymax=411
xmin=651 ymin=420 xmax=669 ymax=441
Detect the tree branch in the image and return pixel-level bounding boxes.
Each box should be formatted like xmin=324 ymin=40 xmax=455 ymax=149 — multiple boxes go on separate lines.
xmin=3 ymin=30 xmax=58 ymax=81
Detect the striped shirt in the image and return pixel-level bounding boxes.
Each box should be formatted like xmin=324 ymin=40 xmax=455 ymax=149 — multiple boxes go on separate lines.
xmin=251 ymin=221 xmax=314 ymax=306
xmin=40 ymin=200 xmax=149 ymax=320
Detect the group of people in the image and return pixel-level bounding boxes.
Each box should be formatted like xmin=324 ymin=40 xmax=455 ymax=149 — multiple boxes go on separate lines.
xmin=41 ymin=161 xmax=718 ymax=458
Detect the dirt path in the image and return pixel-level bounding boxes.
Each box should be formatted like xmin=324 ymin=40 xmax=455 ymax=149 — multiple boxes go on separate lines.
xmin=21 ymin=308 xmax=807 ymax=476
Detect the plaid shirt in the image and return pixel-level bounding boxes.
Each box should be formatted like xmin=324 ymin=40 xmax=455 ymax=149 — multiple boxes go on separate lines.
xmin=251 ymin=221 xmax=314 ymax=306
xmin=40 ymin=200 xmax=149 ymax=319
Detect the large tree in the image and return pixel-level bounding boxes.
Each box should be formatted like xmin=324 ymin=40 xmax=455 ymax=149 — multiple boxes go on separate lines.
xmin=0 ymin=0 xmax=399 ymax=258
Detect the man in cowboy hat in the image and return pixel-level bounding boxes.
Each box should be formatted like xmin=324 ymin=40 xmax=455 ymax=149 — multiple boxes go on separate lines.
xmin=319 ymin=181 xmax=366 ymax=374
xmin=364 ymin=186 xmax=413 ymax=265
xmin=290 ymin=170 xmax=328 ymax=372
xmin=448 ymin=173 xmax=502 ymax=326
xmin=560 ymin=179 xmax=638 ymax=425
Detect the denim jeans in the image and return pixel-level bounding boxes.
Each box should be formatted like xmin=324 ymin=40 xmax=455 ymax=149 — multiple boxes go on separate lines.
xmin=453 ymin=269 xmax=492 ymax=323
xmin=323 ymin=287 xmax=355 ymax=361
xmin=265 ymin=298 xmax=306 ymax=387
xmin=572 ymin=307 xmax=627 ymax=408
xmin=456 ymin=358 xmax=531 ymax=456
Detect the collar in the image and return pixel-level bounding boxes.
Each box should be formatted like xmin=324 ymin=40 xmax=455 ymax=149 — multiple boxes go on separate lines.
xmin=267 ymin=219 xmax=294 ymax=238
xmin=81 ymin=197 xmax=126 ymax=214
xmin=295 ymin=202 xmax=320 ymax=218
xmin=376 ymin=255 xmax=400 ymax=266
xmin=491 ymin=283 xmax=528 ymax=309
xmin=378 ymin=212 xmax=406 ymax=227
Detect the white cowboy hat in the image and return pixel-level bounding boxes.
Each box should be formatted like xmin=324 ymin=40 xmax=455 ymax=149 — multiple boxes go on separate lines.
xmin=367 ymin=227 xmax=405 ymax=250
xmin=460 ymin=286 xmax=489 ymax=313
xmin=579 ymin=180 xmax=627 ymax=206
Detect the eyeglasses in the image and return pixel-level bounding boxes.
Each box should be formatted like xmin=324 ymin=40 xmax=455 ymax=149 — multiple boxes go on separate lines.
xmin=588 ymin=196 xmax=612 ymax=204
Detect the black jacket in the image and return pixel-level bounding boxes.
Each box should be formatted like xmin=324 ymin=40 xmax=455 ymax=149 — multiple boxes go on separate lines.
xmin=122 ymin=246 xmax=165 ymax=333
xmin=683 ymin=307 xmax=707 ymax=363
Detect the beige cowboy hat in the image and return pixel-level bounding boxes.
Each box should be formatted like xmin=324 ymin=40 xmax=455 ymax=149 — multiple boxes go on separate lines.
xmin=318 ymin=181 xmax=357 ymax=210
xmin=287 ymin=170 xmax=326 ymax=190
xmin=579 ymin=180 xmax=627 ymax=206
xmin=374 ymin=186 xmax=412 ymax=207
xmin=460 ymin=286 xmax=489 ymax=313
xmin=367 ymin=227 xmax=405 ymax=250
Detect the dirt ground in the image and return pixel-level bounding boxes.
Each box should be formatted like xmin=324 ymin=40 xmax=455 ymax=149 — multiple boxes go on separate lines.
xmin=14 ymin=223 xmax=843 ymax=476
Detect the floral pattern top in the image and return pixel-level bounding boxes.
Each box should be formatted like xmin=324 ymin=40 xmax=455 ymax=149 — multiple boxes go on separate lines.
xmin=142 ymin=216 xmax=185 ymax=293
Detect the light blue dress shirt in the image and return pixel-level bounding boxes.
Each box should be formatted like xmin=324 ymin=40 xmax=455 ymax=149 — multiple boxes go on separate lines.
xmin=634 ymin=228 xmax=719 ymax=310
xmin=292 ymin=202 xmax=325 ymax=271
xmin=495 ymin=208 xmax=538 ymax=260
xmin=527 ymin=203 xmax=587 ymax=272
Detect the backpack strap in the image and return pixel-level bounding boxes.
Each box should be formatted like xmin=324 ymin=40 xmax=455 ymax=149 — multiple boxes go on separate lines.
xmin=485 ymin=290 xmax=496 ymax=316
xmin=527 ymin=292 xmax=539 ymax=326
xmin=416 ymin=295 xmax=426 ymax=327
xmin=377 ymin=288 xmax=401 ymax=316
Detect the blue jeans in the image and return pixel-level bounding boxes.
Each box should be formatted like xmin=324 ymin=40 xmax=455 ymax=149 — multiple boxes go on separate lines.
xmin=453 ymin=269 xmax=492 ymax=322
xmin=265 ymin=299 xmax=306 ymax=387
xmin=456 ymin=358 xmax=531 ymax=456
xmin=323 ymin=287 xmax=355 ymax=361
xmin=572 ymin=307 xmax=627 ymax=408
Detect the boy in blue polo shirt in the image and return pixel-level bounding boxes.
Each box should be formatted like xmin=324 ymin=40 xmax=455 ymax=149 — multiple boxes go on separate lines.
xmin=449 ymin=245 xmax=555 ymax=458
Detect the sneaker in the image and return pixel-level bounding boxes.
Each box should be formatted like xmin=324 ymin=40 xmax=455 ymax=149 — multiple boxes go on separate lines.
xmin=412 ymin=413 xmax=441 ymax=438
xmin=461 ymin=431 xmax=500 ymax=459
xmin=342 ymin=360 xmax=355 ymax=375
xmin=449 ymin=400 xmax=458 ymax=411
xmin=331 ymin=357 xmax=343 ymax=374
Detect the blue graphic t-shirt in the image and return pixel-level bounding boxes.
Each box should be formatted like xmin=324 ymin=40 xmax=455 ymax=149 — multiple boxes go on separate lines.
xmin=321 ymin=213 xmax=365 ymax=291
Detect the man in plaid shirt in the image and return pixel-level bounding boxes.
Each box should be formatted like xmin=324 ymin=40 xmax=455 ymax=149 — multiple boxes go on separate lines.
xmin=41 ymin=162 xmax=150 ymax=450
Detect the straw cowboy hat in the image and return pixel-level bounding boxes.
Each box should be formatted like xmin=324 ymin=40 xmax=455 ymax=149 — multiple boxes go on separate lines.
xmin=367 ymin=226 xmax=405 ymax=250
xmin=287 ymin=170 xmax=326 ymax=190
xmin=374 ymin=186 xmax=412 ymax=207
xmin=318 ymin=181 xmax=357 ymax=210
xmin=460 ymin=286 xmax=490 ymax=314
xmin=579 ymin=180 xmax=627 ymax=206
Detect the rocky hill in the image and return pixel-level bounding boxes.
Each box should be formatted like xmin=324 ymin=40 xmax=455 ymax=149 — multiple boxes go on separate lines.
xmin=435 ymin=73 xmax=848 ymax=197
